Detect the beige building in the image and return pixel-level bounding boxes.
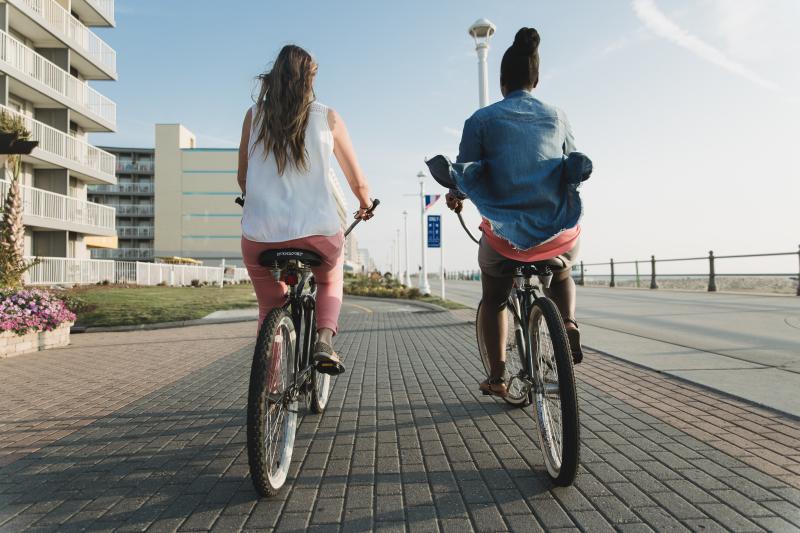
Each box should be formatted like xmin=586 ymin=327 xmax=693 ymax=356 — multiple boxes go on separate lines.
xmin=154 ymin=123 xmax=358 ymax=267
xmin=0 ymin=0 xmax=117 ymax=261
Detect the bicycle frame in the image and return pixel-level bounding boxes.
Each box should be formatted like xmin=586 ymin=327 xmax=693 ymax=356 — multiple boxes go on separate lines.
xmin=279 ymin=266 xmax=317 ymax=403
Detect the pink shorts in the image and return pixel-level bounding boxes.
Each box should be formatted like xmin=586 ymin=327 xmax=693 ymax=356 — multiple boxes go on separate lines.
xmin=241 ymin=232 xmax=345 ymax=333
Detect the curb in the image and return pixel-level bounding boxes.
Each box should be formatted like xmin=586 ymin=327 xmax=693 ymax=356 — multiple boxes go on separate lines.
xmin=71 ymin=315 xmax=257 ymax=334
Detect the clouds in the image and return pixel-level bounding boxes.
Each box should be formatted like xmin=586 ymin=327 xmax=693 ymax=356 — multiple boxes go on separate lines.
xmin=631 ymin=0 xmax=779 ymax=91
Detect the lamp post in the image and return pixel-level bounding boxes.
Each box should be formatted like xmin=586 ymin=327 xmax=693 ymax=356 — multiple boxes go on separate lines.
xmin=418 ymin=171 xmax=431 ymax=295
xmin=396 ymin=228 xmax=401 ymax=281
xmin=403 ymin=210 xmax=411 ymax=286
xmin=469 ymin=18 xmax=496 ymax=108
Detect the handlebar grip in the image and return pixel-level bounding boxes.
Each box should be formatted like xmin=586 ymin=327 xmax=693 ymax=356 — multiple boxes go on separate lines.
xmin=367 ymin=198 xmax=380 ymax=213
xmin=235 ymin=196 xmax=245 ymax=207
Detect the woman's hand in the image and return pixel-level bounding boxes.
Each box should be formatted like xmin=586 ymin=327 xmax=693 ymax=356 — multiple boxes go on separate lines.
xmin=446 ymin=192 xmax=464 ymax=214
xmin=355 ymin=200 xmax=376 ymax=221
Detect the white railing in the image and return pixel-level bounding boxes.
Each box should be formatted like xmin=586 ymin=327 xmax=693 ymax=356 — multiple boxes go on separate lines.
xmin=90 ymin=183 xmax=153 ymax=194
xmin=24 ymin=258 xmax=251 ymax=287
xmin=112 ymin=204 xmax=154 ymax=216
xmin=1 ymin=179 xmax=116 ymax=233
xmin=9 ymin=0 xmax=117 ymax=77
xmin=116 ymin=226 xmax=154 ymax=238
xmin=86 ymin=0 xmax=115 ymax=26
xmin=0 ymin=105 xmax=116 ymax=181
xmin=0 ymin=31 xmax=116 ymax=127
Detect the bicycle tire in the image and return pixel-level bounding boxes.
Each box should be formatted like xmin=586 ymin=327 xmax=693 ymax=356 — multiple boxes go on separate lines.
xmin=476 ymin=300 xmax=529 ymax=406
xmin=529 ymin=296 xmax=580 ymax=486
xmin=309 ymin=309 xmax=331 ymax=413
xmin=247 ymin=308 xmax=298 ymax=497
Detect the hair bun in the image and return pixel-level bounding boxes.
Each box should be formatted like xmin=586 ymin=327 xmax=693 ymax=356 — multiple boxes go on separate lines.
xmin=512 ymin=27 xmax=540 ymax=54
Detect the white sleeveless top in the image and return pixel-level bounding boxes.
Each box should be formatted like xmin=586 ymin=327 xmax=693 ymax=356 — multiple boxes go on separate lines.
xmin=241 ymin=101 xmax=342 ymax=242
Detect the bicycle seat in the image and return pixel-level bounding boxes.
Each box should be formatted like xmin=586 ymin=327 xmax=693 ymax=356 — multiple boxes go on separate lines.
xmin=258 ymin=248 xmax=323 ymax=268
xmin=499 ymin=261 xmax=554 ymax=288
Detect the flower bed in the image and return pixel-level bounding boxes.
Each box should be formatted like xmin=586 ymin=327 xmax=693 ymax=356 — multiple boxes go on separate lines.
xmin=1 ymin=289 xmax=76 ymax=357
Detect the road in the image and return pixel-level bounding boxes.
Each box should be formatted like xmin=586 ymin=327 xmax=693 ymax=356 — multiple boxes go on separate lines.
xmin=445 ymin=281 xmax=800 ymax=417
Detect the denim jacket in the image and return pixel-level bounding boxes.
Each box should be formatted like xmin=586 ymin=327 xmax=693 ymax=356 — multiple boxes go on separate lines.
xmin=427 ymin=90 xmax=590 ymax=250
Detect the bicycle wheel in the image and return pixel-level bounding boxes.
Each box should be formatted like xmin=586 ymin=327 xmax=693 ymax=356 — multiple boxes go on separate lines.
xmin=247 ymin=308 xmax=298 ymax=497
xmin=476 ymin=300 xmax=528 ymax=406
xmin=529 ymin=297 xmax=580 ymax=486
xmin=308 ymin=309 xmax=331 ymax=413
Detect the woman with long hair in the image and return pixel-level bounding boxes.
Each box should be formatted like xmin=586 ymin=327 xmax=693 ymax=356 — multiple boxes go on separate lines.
xmin=237 ymin=45 xmax=374 ymax=375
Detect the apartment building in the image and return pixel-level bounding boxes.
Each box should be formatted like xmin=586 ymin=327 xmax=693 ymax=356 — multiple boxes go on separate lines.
xmin=154 ymin=123 xmax=356 ymax=267
xmin=0 ymin=0 xmax=117 ymax=260
xmin=88 ymin=147 xmax=154 ymax=261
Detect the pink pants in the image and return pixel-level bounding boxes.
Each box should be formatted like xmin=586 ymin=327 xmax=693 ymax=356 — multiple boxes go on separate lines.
xmin=241 ymin=233 xmax=345 ymax=333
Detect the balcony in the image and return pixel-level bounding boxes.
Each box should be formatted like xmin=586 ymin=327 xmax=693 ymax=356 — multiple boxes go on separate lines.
xmin=91 ymin=248 xmax=153 ymax=261
xmin=1 ymin=179 xmax=116 ymax=236
xmin=0 ymin=104 xmax=116 ymax=184
xmin=113 ymin=204 xmax=154 ymax=217
xmin=116 ymin=161 xmax=154 ymax=174
xmin=117 ymin=226 xmax=154 ymax=239
xmin=7 ymin=0 xmax=117 ymax=79
xmin=90 ymin=183 xmax=153 ymax=195
xmin=73 ymin=0 xmax=115 ymax=28
xmin=0 ymin=30 xmax=116 ymax=131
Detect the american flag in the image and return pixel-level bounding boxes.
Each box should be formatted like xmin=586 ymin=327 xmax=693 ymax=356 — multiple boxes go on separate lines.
xmin=425 ymin=194 xmax=441 ymax=210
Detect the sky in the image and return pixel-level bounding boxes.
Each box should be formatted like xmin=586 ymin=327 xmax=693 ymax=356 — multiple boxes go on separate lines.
xmin=91 ymin=0 xmax=800 ymax=275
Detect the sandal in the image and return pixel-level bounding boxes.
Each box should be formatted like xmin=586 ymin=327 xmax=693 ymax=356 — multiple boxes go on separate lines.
xmin=564 ymin=318 xmax=583 ymax=365
xmin=313 ymin=341 xmax=346 ymax=375
xmin=479 ymin=377 xmax=508 ymax=398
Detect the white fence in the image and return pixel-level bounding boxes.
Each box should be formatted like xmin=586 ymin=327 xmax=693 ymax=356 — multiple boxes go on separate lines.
xmin=24 ymin=257 xmax=250 ymax=287
xmin=9 ymin=0 xmax=117 ymax=77
xmin=1 ymin=179 xmax=116 ymax=233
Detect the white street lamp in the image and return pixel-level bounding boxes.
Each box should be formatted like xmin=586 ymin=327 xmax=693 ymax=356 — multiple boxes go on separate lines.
xmin=468 ymin=18 xmax=496 ymax=108
xmin=418 ymin=171 xmax=431 ymax=295
xmin=402 ymin=210 xmax=411 ymax=286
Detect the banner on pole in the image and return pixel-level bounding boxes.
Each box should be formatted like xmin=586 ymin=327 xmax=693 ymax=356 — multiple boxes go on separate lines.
xmin=424 ymin=194 xmax=441 ymax=210
xmin=427 ymin=215 xmax=441 ymax=248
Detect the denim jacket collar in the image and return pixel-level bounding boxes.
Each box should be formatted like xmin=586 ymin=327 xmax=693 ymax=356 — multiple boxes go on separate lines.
xmin=503 ymin=89 xmax=534 ymax=100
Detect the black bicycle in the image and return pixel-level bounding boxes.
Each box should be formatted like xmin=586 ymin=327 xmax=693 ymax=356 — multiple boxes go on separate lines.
xmin=240 ymin=197 xmax=379 ymax=496
xmin=475 ymin=262 xmax=580 ymax=485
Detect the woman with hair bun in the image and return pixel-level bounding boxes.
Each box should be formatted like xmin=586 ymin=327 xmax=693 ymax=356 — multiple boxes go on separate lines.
xmin=445 ymin=28 xmax=586 ymax=397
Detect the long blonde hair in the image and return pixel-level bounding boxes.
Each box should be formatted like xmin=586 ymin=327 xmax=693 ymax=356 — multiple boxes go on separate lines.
xmin=253 ymin=45 xmax=318 ymax=175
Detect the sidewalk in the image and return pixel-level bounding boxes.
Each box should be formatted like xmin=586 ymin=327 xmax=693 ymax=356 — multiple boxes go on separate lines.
xmin=1 ymin=299 xmax=799 ymax=531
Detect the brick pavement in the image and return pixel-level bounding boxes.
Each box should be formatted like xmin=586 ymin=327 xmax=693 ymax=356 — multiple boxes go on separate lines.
xmin=1 ymin=302 xmax=799 ymax=532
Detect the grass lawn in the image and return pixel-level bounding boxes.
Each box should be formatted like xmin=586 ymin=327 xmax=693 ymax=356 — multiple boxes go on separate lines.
xmin=67 ymin=284 xmax=258 ymax=328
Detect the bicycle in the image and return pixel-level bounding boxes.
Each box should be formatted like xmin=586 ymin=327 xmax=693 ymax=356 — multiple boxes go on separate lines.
xmin=238 ymin=196 xmax=379 ymax=496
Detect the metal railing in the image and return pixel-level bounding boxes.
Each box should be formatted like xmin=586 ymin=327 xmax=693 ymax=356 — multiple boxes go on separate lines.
xmin=115 ymin=226 xmax=154 ymax=238
xmin=90 ymin=183 xmax=153 ymax=194
xmin=0 ymin=105 xmax=116 ymax=181
xmin=1 ymin=179 xmax=116 ymax=233
xmin=115 ymin=162 xmax=154 ymax=174
xmin=24 ymin=257 xmax=250 ymax=287
xmin=111 ymin=204 xmax=154 ymax=216
xmin=575 ymin=247 xmax=800 ymax=296
xmin=0 ymin=30 xmax=116 ymax=127
xmin=9 ymin=0 xmax=117 ymax=77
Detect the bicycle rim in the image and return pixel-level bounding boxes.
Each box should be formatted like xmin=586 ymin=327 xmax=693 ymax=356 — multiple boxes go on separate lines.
xmin=247 ymin=310 xmax=298 ymax=496
xmin=475 ymin=301 xmax=528 ymax=405
xmin=529 ymin=299 xmax=580 ymax=485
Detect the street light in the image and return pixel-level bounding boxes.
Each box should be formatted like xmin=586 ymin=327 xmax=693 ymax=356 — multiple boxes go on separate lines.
xmin=468 ymin=18 xmax=496 ymax=108
xmin=418 ymin=171 xmax=431 ymax=295
xmin=402 ymin=210 xmax=411 ymax=286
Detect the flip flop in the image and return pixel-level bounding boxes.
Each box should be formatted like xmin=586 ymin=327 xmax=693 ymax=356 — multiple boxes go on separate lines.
xmin=479 ymin=377 xmax=508 ymax=398
xmin=564 ymin=318 xmax=583 ymax=365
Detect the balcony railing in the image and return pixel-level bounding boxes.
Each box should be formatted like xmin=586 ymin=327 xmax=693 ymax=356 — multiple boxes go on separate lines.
xmin=1 ymin=179 xmax=116 ymax=234
xmin=116 ymin=162 xmax=154 ymax=173
xmin=112 ymin=204 xmax=154 ymax=216
xmin=116 ymin=226 xmax=154 ymax=238
xmin=90 ymin=183 xmax=153 ymax=194
xmin=0 ymin=104 xmax=116 ymax=183
xmin=85 ymin=0 xmax=115 ymax=26
xmin=8 ymin=0 xmax=117 ymax=78
xmin=91 ymin=248 xmax=153 ymax=260
xmin=0 ymin=30 xmax=116 ymax=128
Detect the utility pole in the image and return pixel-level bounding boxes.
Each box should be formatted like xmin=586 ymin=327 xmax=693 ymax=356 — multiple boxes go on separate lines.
xmin=418 ymin=171 xmax=431 ymax=295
